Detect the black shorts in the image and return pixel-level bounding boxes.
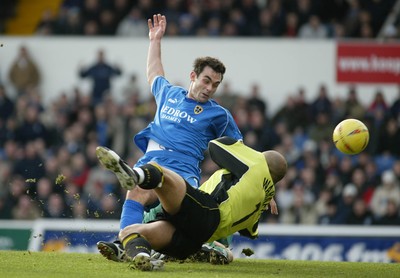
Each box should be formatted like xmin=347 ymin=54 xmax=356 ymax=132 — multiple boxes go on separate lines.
xmin=157 ymin=183 xmax=220 ymax=259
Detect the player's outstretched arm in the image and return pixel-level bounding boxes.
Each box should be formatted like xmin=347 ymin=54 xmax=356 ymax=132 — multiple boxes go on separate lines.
xmin=147 ymin=14 xmax=166 ymax=86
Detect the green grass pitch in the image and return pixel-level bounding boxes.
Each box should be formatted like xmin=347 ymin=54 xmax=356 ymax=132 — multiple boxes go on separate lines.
xmin=0 ymin=251 xmax=399 ymax=278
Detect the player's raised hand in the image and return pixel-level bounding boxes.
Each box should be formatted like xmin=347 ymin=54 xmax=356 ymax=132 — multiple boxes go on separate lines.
xmin=148 ymin=14 xmax=167 ymax=40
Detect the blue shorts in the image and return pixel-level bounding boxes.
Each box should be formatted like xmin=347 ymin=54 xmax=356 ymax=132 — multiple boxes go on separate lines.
xmin=135 ymin=150 xmax=200 ymax=188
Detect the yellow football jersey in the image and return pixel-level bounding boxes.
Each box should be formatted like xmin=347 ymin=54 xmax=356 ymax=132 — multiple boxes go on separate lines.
xmin=200 ymin=139 xmax=275 ymax=242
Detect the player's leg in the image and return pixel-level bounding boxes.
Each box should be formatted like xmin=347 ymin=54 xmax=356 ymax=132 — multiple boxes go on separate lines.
xmin=147 ymin=163 xmax=187 ymax=215
xmin=97 ymin=188 xmax=159 ymax=262
xmin=114 ymin=161 xmax=187 ymax=216
xmin=95 ymin=147 xmax=159 ymax=262
xmin=97 ymin=156 xmax=181 ymax=261
xmin=120 ymin=188 xmax=158 ymax=229
xmin=119 ymin=221 xmax=175 ymax=271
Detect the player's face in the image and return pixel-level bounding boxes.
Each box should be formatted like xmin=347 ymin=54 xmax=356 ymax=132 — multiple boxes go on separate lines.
xmin=188 ymin=66 xmax=222 ymax=103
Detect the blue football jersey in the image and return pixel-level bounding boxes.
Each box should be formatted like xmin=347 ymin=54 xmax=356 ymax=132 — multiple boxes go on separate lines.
xmin=134 ymin=76 xmax=242 ymax=186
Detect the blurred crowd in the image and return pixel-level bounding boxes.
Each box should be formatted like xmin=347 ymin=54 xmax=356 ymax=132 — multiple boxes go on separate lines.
xmin=1 ymin=43 xmax=400 ymax=226
xmin=1 ymin=0 xmax=399 ymax=40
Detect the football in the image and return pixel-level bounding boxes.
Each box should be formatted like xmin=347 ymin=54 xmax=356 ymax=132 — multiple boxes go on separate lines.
xmin=332 ymin=119 xmax=369 ymax=155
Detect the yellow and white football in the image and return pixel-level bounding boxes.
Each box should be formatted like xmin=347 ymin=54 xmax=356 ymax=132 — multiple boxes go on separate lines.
xmin=332 ymin=119 xmax=369 ymax=155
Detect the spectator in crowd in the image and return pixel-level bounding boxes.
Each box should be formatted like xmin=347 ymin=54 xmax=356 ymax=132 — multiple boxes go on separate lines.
xmin=308 ymin=112 xmax=334 ymax=143
xmin=35 ymin=8 xmax=57 ymax=35
xmin=367 ymin=92 xmax=389 ymax=152
xmin=99 ymin=9 xmax=117 ymax=35
xmin=293 ymin=0 xmax=315 ymax=27
xmin=43 ymin=193 xmax=70 ymax=218
xmin=8 ymin=45 xmax=41 ymax=95
xmin=0 ymin=197 xmax=12 ymax=219
xmin=178 ymin=13 xmax=198 ymax=36
xmin=331 ymin=22 xmax=346 ymax=38
xmin=275 ymin=173 xmax=294 ymax=212
xmin=58 ymin=7 xmax=84 ymax=35
xmin=116 ymin=7 xmax=148 ymax=36
xmin=298 ymin=15 xmax=328 ymax=38
xmin=280 ymin=181 xmax=317 ymax=224
xmin=70 ymin=152 xmax=90 ymax=190
xmin=244 ymin=109 xmax=280 ymax=152
xmin=284 ymin=12 xmax=299 ymax=37
xmin=376 ymin=118 xmax=400 ymax=157
xmin=310 ymin=84 xmax=332 ymax=120
xmin=247 ymin=83 xmax=267 ymax=116
xmin=3 ymin=0 xmax=399 ymax=38
xmin=373 ymin=199 xmax=400 ymax=225
xmin=370 ymin=170 xmax=400 ymax=219
xmin=266 ymin=0 xmax=286 ymax=36
xmin=293 ymin=88 xmax=312 ymax=130
xmin=15 ymin=105 xmax=47 ymax=145
xmin=374 ymin=151 xmax=397 ymax=177
xmin=357 ymin=12 xmax=374 ymax=40
xmin=272 ymin=96 xmax=300 ymax=133
xmin=12 ymin=141 xmax=46 ymax=195
xmin=278 ymin=133 xmax=301 ymax=166
xmin=113 ymin=0 xmax=132 ymax=23
xmin=314 ymin=187 xmax=333 ymax=221
xmin=122 ymin=73 xmax=141 ymax=101
xmin=83 ymin=20 xmax=99 ymax=35
xmin=390 ymin=87 xmax=400 ymax=121
xmin=363 ymin=159 xmax=380 ymax=190
xmin=99 ymin=194 xmax=121 ymax=219
xmin=367 ymin=90 xmax=389 ymax=117
xmin=257 ymin=8 xmax=275 ymax=36
xmin=345 ymin=198 xmax=374 ymax=225
xmin=343 ymin=0 xmax=362 ymax=37
xmin=364 ymin=0 xmax=397 ymax=36
xmin=318 ymin=199 xmax=340 ymax=225
xmin=323 ymin=172 xmax=344 ymax=200
xmin=103 ymin=97 xmax=126 ymax=156
xmin=349 ymin=168 xmax=369 ymax=202
xmin=331 ymin=96 xmax=346 ymax=124
xmin=93 ymin=104 xmax=109 ymax=147
xmin=344 ymin=86 xmax=365 ymax=119
xmin=0 ymin=85 xmax=14 ymax=122
xmin=318 ymin=0 xmax=349 ymax=25
xmin=35 ymin=177 xmax=53 ymax=215
xmin=78 ymin=49 xmax=122 ymax=105
xmin=334 ymin=183 xmax=358 ymax=224
xmin=81 ymin=0 xmax=101 ymax=24
xmin=71 ymin=200 xmax=88 ymax=219
xmin=392 ymin=160 xmax=400 ymax=183
xmin=12 ymin=194 xmax=41 ymax=220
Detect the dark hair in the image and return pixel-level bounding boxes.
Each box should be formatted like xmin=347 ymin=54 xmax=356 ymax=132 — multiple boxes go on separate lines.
xmin=193 ymin=56 xmax=226 ymax=80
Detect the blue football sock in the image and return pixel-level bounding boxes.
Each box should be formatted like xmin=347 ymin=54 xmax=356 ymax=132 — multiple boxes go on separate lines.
xmin=120 ymin=199 xmax=145 ymax=230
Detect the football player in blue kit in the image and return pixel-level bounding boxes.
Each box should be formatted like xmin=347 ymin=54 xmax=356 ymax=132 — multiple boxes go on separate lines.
xmin=96 ymin=14 xmax=242 ymax=264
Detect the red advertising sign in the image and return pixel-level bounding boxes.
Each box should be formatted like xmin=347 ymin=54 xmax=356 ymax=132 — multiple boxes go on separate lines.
xmin=336 ymin=43 xmax=400 ymax=84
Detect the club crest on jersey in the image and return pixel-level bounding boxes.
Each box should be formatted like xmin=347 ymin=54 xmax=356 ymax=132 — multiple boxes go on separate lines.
xmin=194 ymin=105 xmax=203 ymax=114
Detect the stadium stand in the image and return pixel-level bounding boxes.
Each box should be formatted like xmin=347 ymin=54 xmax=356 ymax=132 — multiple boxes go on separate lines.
xmin=0 ymin=1 xmax=399 ymax=226
xmin=0 ymin=0 xmax=398 ymax=39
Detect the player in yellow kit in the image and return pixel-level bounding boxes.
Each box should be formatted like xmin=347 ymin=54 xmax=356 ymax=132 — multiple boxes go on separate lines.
xmin=106 ymin=137 xmax=287 ymax=271
xmin=200 ymin=137 xmax=277 ymax=242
